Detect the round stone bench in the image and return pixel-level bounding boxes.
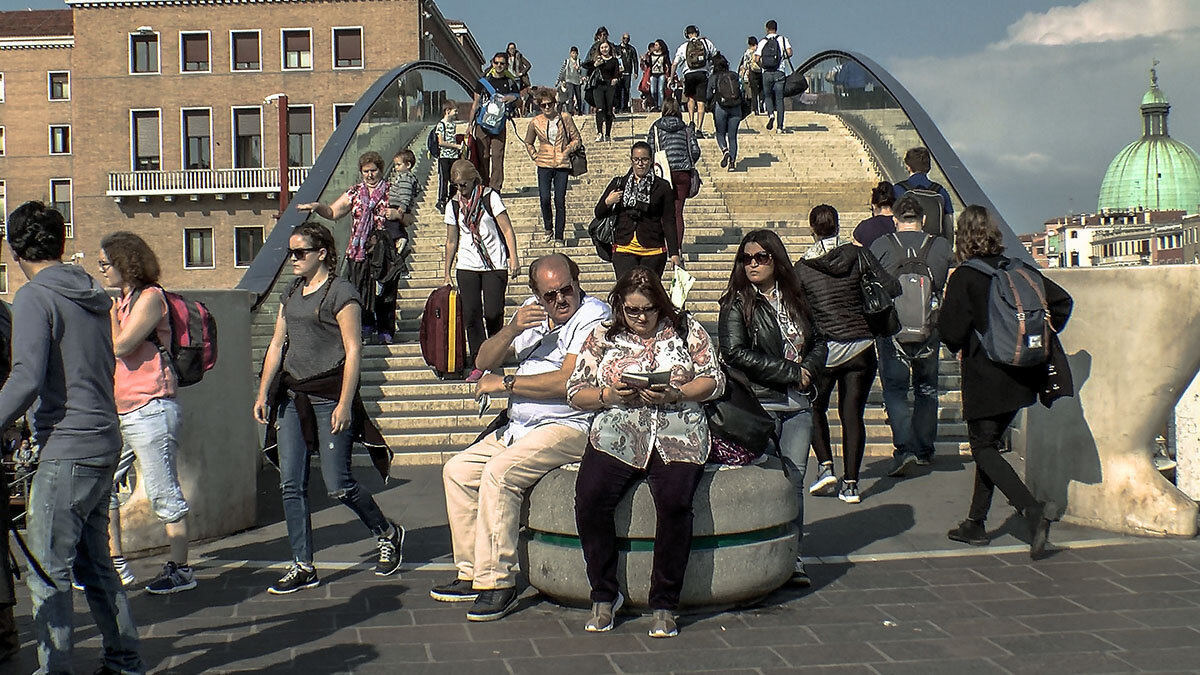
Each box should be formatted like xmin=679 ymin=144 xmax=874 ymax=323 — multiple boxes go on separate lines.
xmin=524 ymin=455 xmax=797 ymax=611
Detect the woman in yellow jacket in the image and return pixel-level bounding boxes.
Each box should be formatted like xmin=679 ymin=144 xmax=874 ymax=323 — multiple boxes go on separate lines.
xmin=524 ymin=88 xmax=582 ymax=246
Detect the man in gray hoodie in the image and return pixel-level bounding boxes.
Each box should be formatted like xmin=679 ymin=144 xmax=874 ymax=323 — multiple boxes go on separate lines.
xmin=0 ymin=202 xmax=143 ymax=674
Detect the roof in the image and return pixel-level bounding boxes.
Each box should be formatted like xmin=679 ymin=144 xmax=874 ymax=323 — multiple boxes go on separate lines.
xmin=0 ymin=9 xmax=73 ymax=39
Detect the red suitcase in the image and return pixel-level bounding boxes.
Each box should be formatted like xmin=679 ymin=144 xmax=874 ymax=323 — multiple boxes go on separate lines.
xmin=419 ymin=285 xmax=467 ymax=379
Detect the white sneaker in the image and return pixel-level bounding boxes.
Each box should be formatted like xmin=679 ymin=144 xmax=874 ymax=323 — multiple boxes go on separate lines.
xmin=595 ymin=134 xmax=604 ymax=143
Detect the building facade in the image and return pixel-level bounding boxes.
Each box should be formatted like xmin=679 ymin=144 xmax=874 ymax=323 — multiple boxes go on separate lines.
xmin=0 ymin=0 xmax=483 ymax=297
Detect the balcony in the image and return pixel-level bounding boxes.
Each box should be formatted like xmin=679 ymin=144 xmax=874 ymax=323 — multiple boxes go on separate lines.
xmin=107 ymin=167 xmax=310 ymax=202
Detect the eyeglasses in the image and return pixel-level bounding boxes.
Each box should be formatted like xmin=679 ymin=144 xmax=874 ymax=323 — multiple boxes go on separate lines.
xmin=98 ymin=260 xmax=112 ymax=272
xmin=288 ymin=247 xmax=319 ymax=260
xmin=739 ymin=251 xmax=774 ymax=266
xmin=539 ymin=283 xmax=575 ymax=304
xmin=493 ymin=60 xmax=507 ymax=67
xmin=631 ymin=156 xmax=652 ymax=164
xmin=623 ymin=304 xmax=659 ymax=319
xmin=540 ymin=102 xmax=556 ymax=109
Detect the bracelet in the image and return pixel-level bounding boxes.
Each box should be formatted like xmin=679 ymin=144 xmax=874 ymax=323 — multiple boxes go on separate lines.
xmin=599 ymin=387 xmax=609 ymax=406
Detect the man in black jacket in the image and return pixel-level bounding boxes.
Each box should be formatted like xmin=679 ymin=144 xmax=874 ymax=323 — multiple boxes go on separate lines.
xmin=616 ymin=33 xmax=638 ymax=113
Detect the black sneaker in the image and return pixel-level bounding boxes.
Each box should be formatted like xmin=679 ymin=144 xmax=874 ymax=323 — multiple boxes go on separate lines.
xmin=888 ymin=452 xmax=918 ymax=478
xmin=466 ymin=587 xmax=519 ymax=622
xmin=766 ymin=117 xmax=775 ymax=130
xmin=430 ymin=578 xmax=478 ymax=602
xmin=790 ymin=557 xmax=811 ymax=587
xmin=375 ymin=522 xmax=405 ymax=577
xmin=145 ymin=561 xmax=197 ymax=595
xmin=268 ymin=563 xmax=319 ymax=595
xmin=1025 ymin=502 xmax=1054 ymax=560
xmin=720 ymin=151 xmax=730 ymax=168
xmin=947 ymin=519 xmax=990 ymax=546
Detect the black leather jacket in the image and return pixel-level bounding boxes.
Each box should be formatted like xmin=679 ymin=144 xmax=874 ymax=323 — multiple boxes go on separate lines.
xmin=718 ymin=294 xmax=828 ymax=405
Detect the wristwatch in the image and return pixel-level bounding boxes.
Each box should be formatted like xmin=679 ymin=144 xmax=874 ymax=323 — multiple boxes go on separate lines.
xmin=503 ymin=374 xmax=516 ymax=393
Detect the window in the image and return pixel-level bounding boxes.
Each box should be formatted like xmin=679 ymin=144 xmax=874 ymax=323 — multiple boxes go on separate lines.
xmin=334 ymin=104 xmax=353 ymax=127
xmin=49 ymin=125 xmax=71 ymax=155
xmin=182 ymin=108 xmax=211 ymax=169
xmin=0 ymin=264 xmax=7 ymax=295
xmin=0 ymin=73 xmax=5 ymax=102
xmin=282 ymin=29 xmax=312 ymax=70
xmin=0 ymin=127 xmax=5 ymax=156
xmin=49 ymin=179 xmax=72 ymax=237
xmin=0 ymin=181 xmax=6 ymax=237
xmin=184 ymin=228 xmax=214 ymax=268
xmin=287 ymin=105 xmax=313 ymax=167
xmin=234 ymin=226 xmax=264 ymax=267
xmin=130 ymin=33 xmax=160 ymax=74
xmin=332 ymin=27 xmax=363 ymax=68
xmin=131 ymin=110 xmax=161 ymax=170
xmin=1070 ymin=230 xmax=1078 ymax=239
xmin=180 ymin=32 xmax=210 ymax=72
xmin=48 ymin=71 xmax=70 ymax=100
xmin=232 ymin=107 xmax=262 ymax=168
xmin=231 ymin=30 xmax=261 ymax=71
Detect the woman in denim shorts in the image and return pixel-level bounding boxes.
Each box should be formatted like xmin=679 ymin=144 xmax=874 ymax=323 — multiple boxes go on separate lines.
xmin=98 ymin=232 xmax=195 ymax=595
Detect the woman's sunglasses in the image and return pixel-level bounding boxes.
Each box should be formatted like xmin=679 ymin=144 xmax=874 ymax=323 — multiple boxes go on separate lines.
xmin=738 ymin=251 xmax=774 ymax=266
xmin=288 ymin=247 xmax=319 ymax=260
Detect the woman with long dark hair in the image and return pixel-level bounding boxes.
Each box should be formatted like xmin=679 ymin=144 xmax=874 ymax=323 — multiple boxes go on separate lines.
xmin=642 ymin=39 xmax=670 ymax=111
xmin=568 ymin=267 xmax=724 ymax=638
xmin=940 ymin=206 xmax=1071 ymax=558
xmin=853 ymin=181 xmax=897 ymax=247
xmin=718 ymin=230 xmax=827 ymax=585
xmin=253 ymin=221 xmax=404 ymax=594
xmin=587 ymin=41 xmax=622 ymax=142
xmin=796 ymin=205 xmax=896 ymax=505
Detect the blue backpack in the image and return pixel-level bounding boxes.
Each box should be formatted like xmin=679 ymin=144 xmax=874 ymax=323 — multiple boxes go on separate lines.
xmin=475 ymin=78 xmax=510 ymax=135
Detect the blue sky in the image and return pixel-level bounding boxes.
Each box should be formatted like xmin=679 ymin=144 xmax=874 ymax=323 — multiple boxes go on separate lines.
xmin=6 ymin=0 xmax=1199 ymax=232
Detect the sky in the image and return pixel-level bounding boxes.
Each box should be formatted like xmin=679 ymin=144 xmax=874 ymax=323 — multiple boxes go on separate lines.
xmin=4 ymin=0 xmax=1198 ymax=233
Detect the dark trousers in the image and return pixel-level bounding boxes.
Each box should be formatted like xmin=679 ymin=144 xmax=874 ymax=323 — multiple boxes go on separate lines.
xmin=967 ymin=411 xmax=1037 ymax=522
xmin=363 ymin=280 xmax=397 ymax=336
xmin=436 ymin=157 xmax=456 ymax=206
xmin=670 ymin=170 xmax=691 ymax=244
xmin=593 ymin=83 xmax=616 ymax=137
xmin=568 ymin=83 xmax=585 ymax=114
xmin=473 ymin=126 xmax=506 ymax=191
xmin=811 ymin=345 xmax=878 ymax=482
xmin=618 ymin=73 xmax=633 ymax=111
xmin=575 ymin=447 xmax=705 ymax=610
xmin=456 ymin=269 xmax=508 ymax=362
xmin=612 ymin=251 xmax=667 ymax=281
xmin=748 ymin=70 xmax=764 ymax=113
xmin=877 ymin=338 xmax=940 ymax=461
xmin=537 ymin=166 xmax=570 ymax=239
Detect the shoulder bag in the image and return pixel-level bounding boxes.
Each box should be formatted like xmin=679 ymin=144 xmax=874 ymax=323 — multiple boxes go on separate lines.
xmin=858 ymin=248 xmax=901 ymax=337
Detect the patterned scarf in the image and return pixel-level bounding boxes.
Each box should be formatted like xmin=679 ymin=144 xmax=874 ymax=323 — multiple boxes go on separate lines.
xmin=621 ymin=169 xmax=655 ymax=210
xmin=458 ymin=185 xmax=496 ymax=270
xmin=346 ymin=180 xmax=387 ymax=262
xmin=803 ymin=234 xmax=853 ymax=260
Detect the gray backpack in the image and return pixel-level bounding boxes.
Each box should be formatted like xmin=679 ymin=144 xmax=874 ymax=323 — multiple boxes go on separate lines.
xmin=960 ymin=257 xmax=1050 ymax=367
xmin=888 ymin=234 xmax=940 ymax=357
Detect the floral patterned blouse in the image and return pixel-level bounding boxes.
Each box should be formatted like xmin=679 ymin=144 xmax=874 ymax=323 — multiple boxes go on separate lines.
xmin=346 ymin=182 xmax=389 ymax=231
xmin=567 ymin=317 xmax=725 ymax=469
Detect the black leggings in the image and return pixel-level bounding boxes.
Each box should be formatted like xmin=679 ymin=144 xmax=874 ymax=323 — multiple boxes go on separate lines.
xmin=967 ymin=411 xmax=1037 ymax=522
xmin=611 ymin=251 xmax=667 ymax=282
xmin=811 ymin=345 xmax=878 ymax=482
xmin=455 ymin=269 xmax=508 ymax=363
xmin=593 ymin=83 xmax=616 ymax=137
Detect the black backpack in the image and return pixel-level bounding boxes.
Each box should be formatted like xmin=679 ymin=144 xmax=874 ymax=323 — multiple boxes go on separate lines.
xmin=426 ymin=125 xmax=440 ymax=158
xmin=897 ymin=179 xmax=951 ymax=242
xmin=715 ymin=71 xmax=742 ymax=107
xmin=759 ymin=35 xmax=783 ymax=71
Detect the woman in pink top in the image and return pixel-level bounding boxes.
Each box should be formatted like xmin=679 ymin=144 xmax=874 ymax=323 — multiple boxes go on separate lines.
xmin=98 ymin=232 xmax=195 ymax=595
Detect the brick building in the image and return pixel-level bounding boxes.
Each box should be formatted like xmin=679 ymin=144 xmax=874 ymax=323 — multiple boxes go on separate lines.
xmin=0 ymin=0 xmax=483 ymax=297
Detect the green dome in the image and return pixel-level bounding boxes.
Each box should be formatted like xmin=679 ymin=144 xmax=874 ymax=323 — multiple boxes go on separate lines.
xmin=1098 ymin=66 xmax=1200 ymax=213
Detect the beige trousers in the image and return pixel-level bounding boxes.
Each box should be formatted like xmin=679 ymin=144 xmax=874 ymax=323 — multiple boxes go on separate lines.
xmin=442 ymin=423 xmax=586 ymax=589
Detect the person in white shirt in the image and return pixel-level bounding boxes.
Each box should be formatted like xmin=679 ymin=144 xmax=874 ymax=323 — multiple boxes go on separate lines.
xmin=671 ymin=24 xmax=716 ymax=135
xmin=754 ymin=19 xmax=794 ymax=133
xmin=434 ymin=253 xmax=611 ymax=623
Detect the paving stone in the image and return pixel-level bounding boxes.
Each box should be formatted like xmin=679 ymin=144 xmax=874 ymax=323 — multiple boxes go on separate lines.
xmin=806 ymin=619 xmax=948 ymax=644
xmin=428 ymin=638 xmax=538 ymax=662
xmin=465 ymin=617 xmax=570 ymax=641
xmin=1032 ymin=561 xmax=1120 ymax=580
xmin=827 ymin=571 xmax=929 ymax=590
xmin=1091 ymin=626 xmax=1200 ymax=650
xmin=1016 ymin=611 xmax=1142 ymax=632
xmin=933 ymin=616 xmax=1034 ymax=637
xmin=869 ymin=658 xmax=1009 ymax=675
xmin=357 ymin=623 xmax=470 ymax=644
xmin=713 ymin=625 xmax=820 ymax=647
xmin=930 ymin=582 xmax=1031 ymax=602
xmin=909 ymin=567 xmax=990 ymax=585
xmin=1101 ymin=557 xmax=1199 ymax=576
xmin=1109 ymin=574 xmax=1200 ymax=593
xmin=973 ymin=597 xmax=1089 ymax=617
xmin=773 ymin=642 xmax=888 ymax=667
xmin=987 ymin=652 xmax=1137 ymax=675
xmin=740 ymin=605 xmax=888 ymax=627
xmin=1071 ymin=592 xmax=1197 ymax=612
xmin=532 ymin=634 xmax=648 ymax=656
xmin=816 ymin=587 xmax=944 ymax=606
xmin=972 ymin=565 xmax=1053 ymax=583
xmin=506 ymin=654 xmax=617 ymax=675
xmin=877 ymin=601 xmax=990 ymax=621
xmin=761 ymin=667 xmax=877 ymax=675
xmin=357 ymin=660 xmax=511 ymax=675
xmin=869 ymin=636 xmax=1010 ymax=661
xmin=1113 ymin=646 xmax=1200 ymax=672
xmin=987 ymin=631 xmax=1117 ymax=655
xmin=609 ymin=646 xmax=788 ymax=672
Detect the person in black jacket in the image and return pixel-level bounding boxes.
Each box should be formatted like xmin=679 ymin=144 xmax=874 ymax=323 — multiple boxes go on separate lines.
xmin=939 ymin=206 xmax=1071 ymax=559
xmin=719 ymin=230 xmax=827 ymax=586
xmin=0 ymin=299 xmax=15 ymax=664
xmin=595 ymin=141 xmax=681 ymax=280
xmin=796 ymin=205 xmax=896 ymax=505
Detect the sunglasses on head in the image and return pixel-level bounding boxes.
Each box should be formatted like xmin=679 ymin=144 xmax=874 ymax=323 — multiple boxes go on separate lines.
xmin=739 ymin=251 xmax=774 ymax=266
xmin=288 ymin=247 xmax=319 ymax=260
xmin=539 ymin=283 xmax=575 ymax=304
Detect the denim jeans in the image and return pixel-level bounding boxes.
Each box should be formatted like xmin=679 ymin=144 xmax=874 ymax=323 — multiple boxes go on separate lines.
xmin=537 ymin=166 xmax=570 ymax=239
xmin=277 ymin=396 xmax=390 ymax=564
xmin=111 ymin=398 xmax=188 ymax=523
xmin=649 ymin=74 xmax=665 ymax=109
xmin=771 ymin=408 xmax=813 ymax=546
xmin=877 ymin=338 xmax=940 ymax=461
xmin=713 ymin=104 xmax=743 ymax=163
xmin=762 ymin=69 xmax=786 ymax=129
xmin=27 ymin=456 xmax=143 ymax=674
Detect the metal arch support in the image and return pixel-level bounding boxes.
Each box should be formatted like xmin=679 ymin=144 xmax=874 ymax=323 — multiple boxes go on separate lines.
xmin=794 ymin=49 xmax=1032 ymax=265
xmin=236 ymin=60 xmax=476 ymax=306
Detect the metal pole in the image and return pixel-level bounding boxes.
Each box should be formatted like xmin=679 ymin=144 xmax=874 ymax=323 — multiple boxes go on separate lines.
xmin=278 ymin=93 xmax=289 ymax=215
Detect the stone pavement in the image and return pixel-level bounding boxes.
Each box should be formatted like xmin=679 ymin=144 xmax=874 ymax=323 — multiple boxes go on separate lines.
xmin=9 ymin=452 xmax=1200 ymax=674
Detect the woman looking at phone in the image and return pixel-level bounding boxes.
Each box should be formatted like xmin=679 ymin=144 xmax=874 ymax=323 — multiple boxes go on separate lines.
xmin=567 ymin=267 xmax=724 ymax=638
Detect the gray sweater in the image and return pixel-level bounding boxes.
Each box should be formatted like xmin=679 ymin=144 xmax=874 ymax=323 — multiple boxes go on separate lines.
xmin=0 ymin=264 xmax=120 ymax=460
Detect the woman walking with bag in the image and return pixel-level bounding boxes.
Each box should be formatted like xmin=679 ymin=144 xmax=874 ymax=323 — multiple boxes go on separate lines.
xmin=558 ymin=47 xmax=585 ymax=115
xmin=525 ymin=89 xmax=582 ymax=246
xmin=443 ymin=160 xmax=520 ymax=383
xmin=646 ymin=98 xmax=701 ymax=245
xmin=940 ymin=206 xmax=1071 ymax=559
xmin=586 ymin=41 xmax=622 ymax=143
xmin=595 ymin=142 xmax=680 ymax=280
xmin=718 ymin=230 xmax=826 ymax=586
xmin=706 ymin=53 xmax=746 ymax=172
xmin=253 ymin=221 xmax=404 ymax=594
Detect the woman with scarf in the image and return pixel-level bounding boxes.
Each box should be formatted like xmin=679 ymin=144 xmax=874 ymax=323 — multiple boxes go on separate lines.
xmin=443 ymin=160 xmax=520 ymax=383
xmin=595 ymin=141 xmax=681 ymax=281
xmin=297 ymin=151 xmax=400 ymax=344
xmin=253 ymin=221 xmax=404 ymax=595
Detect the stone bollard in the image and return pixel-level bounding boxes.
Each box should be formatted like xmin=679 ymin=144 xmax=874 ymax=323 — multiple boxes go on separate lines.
xmin=524 ymin=456 xmax=797 ymax=612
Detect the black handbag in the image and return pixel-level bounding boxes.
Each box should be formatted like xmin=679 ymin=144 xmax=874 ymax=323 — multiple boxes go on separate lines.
xmin=569 ymin=145 xmax=588 ymax=177
xmin=858 ymin=249 xmax=901 ymax=337
xmin=588 ymin=215 xmax=616 ymax=262
xmin=705 ymin=366 xmax=775 ymax=455
xmin=782 ymin=56 xmax=809 ymax=98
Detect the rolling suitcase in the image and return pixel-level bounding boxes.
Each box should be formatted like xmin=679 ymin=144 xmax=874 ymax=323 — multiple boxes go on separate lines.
xmin=419 ymin=285 xmax=467 ymax=379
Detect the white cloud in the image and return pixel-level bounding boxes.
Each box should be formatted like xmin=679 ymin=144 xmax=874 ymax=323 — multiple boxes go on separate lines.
xmin=997 ymin=0 xmax=1200 ymax=47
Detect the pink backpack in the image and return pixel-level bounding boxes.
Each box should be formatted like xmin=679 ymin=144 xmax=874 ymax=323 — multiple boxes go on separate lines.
xmin=134 ymin=285 xmax=219 ymax=387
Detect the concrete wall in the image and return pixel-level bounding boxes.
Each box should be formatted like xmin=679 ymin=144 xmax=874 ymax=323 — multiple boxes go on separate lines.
xmin=116 ymin=289 xmax=258 ymax=553
xmin=1020 ymin=267 xmax=1200 ymax=537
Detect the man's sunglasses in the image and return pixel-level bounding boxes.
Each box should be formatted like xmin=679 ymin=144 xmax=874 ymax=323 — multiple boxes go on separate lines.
xmin=540 ymin=283 xmax=575 ymax=304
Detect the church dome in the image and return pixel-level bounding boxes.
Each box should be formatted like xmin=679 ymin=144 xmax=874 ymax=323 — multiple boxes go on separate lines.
xmin=1098 ymin=66 xmax=1200 ymax=213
